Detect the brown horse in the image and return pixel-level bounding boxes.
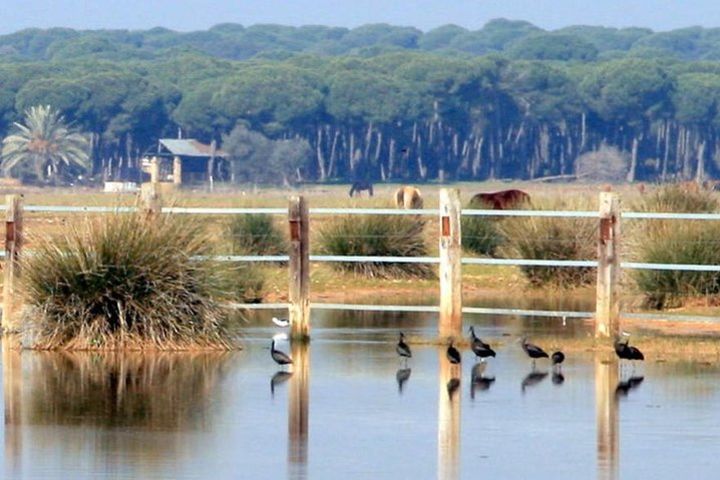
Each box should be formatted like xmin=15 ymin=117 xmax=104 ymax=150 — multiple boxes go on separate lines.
xmin=394 ymin=186 xmax=423 ymax=209
xmin=349 ymin=180 xmax=374 ymax=197
xmin=470 ymin=189 xmax=530 ymax=209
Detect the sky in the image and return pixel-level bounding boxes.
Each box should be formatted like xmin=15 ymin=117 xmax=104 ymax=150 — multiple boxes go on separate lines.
xmin=1 ymin=0 xmax=719 ymax=34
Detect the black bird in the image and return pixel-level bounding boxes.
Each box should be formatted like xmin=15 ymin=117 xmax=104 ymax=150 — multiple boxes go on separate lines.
xmin=521 ymin=370 xmax=548 ymax=393
xmin=396 ymin=368 xmax=412 ymax=394
xmin=551 ymin=351 xmax=565 ymax=370
xmin=271 ymin=333 xmax=293 ymax=368
xmin=396 ymin=332 xmax=412 ymax=363
xmin=446 ymin=339 xmax=461 ymax=365
xmin=614 ymin=334 xmax=645 ymax=369
xmin=270 ymin=371 xmax=293 ymax=396
xmin=447 ymin=378 xmax=461 ymax=398
xmin=521 ymin=337 xmax=549 ymax=366
xmin=469 ymin=326 xmax=496 ymax=361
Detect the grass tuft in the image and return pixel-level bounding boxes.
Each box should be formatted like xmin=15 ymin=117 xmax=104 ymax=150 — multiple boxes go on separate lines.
xmin=498 ymin=198 xmax=596 ymax=287
xmin=22 ymin=212 xmax=236 ymax=350
xmin=318 ymin=215 xmax=434 ymax=279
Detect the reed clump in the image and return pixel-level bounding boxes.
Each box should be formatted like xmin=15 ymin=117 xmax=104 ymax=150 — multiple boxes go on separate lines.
xmin=498 ymin=198 xmax=596 ymax=287
xmin=630 ymin=184 xmax=720 ymax=308
xmin=631 ymin=221 xmax=720 ymax=308
xmin=227 ymin=213 xmax=286 ymax=256
xmin=461 ymin=197 xmax=505 ymax=256
xmin=318 ymin=215 xmax=434 ymax=278
xmin=22 ymin=212 xmax=236 ymax=350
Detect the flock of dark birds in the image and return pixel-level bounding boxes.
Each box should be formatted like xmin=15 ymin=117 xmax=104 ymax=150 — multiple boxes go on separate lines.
xmin=395 ymin=328 xmax=645 ymax=398
xmin=267 ymin=316 xmax=645 ymax=398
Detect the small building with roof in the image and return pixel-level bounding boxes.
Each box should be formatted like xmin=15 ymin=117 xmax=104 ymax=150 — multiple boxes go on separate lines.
xmin=142 ymin=138 xmax=227 ymax=185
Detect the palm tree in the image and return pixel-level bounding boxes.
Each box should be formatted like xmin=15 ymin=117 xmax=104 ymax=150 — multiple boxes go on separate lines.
xmin=1 ymin=105 xmax=89 ymax=182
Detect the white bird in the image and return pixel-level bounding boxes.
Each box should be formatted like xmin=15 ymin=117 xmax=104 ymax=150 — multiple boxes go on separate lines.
xmin=272 ymin=316 xmax=290 ymax=328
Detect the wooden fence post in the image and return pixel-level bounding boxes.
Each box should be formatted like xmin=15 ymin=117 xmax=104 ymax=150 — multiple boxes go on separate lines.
xmin=439 ymin=188 xmax=462 ymax=339
xmin=596 ymin=192 xmax=620 ymax=338
xmin=173 ymin=156 xmax=183 ymax=186
xmin=142 ymin=182 xmax=162 ymax=216
xmin=3 ymin=195 xmax=23 ymax=333
xmin=150 ymin=156 xmax=160 ymax=184
xmin=288 ymin=196 xmax=310 ymax=341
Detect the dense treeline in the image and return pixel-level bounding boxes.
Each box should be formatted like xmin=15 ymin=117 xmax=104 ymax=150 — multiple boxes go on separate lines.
xmin=2 ymin=19 xmax=720 ymax=183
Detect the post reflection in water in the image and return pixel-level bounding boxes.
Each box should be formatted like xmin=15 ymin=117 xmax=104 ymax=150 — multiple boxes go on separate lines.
xmin=595 ymin=354 xmax=619 ymax=480
xmin=2 ymin=338 xmax=23 ymax=476
xmin=287 ymin=341 xmax=310 ymax=479
xmin=437 ymin=349 xmax=461 ymax=480
xmin=2 ymin=347 xmax=233 ymax=478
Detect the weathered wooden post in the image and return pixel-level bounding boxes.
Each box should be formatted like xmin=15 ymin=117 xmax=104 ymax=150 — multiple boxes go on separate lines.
xmin=439 ymin=188 xmax=462 ymax=339
xmin=173 ymin=155 xmax=182 ymax=186
xmin=288 ymin=196 xmax=310 ymax=341
xmin=150 ymin=156 xmax=160 ymax=184
xmin=2 ymin=195 xmax=23 ymax=333
xmin=595 ymin=192 xmax=620 ymax=338
xmin=141 ymin=182 xmax=162 ymax=216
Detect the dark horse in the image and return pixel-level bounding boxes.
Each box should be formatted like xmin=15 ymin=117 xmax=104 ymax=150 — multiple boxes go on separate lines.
xmin=349 ymin=180 xmax=374 ymax=197
xmin=471 ymin=189 xmax=530 ymax=209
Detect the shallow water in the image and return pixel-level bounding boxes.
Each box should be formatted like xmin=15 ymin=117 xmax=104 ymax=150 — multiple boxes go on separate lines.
xmin=2 ymin=310 xmax=719 ymax=480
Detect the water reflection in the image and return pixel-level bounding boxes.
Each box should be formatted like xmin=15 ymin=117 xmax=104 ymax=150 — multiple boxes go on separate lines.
xmin=287 ymin=342 xmax=310 ymax=479
xmin=615 ymin=375 xmax=644 ymax=398
xmin=395 ymin=368 xmax=411 ymax=394
xmin=521 ymin=369 xmax=549 ymax=393
xmin=552 ymin=371 xmax=566 ymax=385
xmin=271 ymin=371 xmax=293 ymax=397
xmin=437 ymin=350 xmax=461 ymax=480
xmin=2 ymin=344 xmax=234 ymax=478
xmin=595 ymin=356 xmax=619 ymax=480
xmin=470 ymin=362 xmax=495 ymax=399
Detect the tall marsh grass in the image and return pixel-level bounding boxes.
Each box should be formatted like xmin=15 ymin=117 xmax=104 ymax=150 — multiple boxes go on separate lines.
xmin=227 ymin=213 xmax=286 ymax=255
xmin=318 ymin=215 xmax=434 ymax=278
xmin=498 ymin=199 xmax=596 ymax=287
xmin=631 ymin=184 xmax=720 ymax=308
xmin=461 ymin=197 xmax=505 ymax=256
xmin=22 ymin=212 xmax=235 ymax=350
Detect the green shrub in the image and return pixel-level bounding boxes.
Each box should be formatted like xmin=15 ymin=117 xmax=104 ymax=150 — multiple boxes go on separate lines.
xmin=498 ymin=199 xmax=596 ymax=287
xmin=632 ymin=221 xmax=720 ymax=309
xmin=319 ymin=215 xmax=434 ymax=278
xmin=22 ymin=212 xmax=236 ymax=350
xmin=228 ymin=214 xmax=286 ymax=255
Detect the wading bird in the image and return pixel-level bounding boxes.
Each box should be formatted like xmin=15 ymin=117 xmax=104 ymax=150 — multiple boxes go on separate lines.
xmin=521 ymin=337 xmax=549 ymax=366
xmin=272 ymin=317 xmax=290 ymax=328
xmin=446 ymin=339 xmax=461 ymax=365
xmin=614 ymin=333 xmax=644 ymax=369
xmin=469 ymin=326 xmax=496 ymax=361
xmin=551 ymin=351 xmax=565 ymax=371
xmin=396 ymin=332 xmax=412 ymax=364
xmin=271 ymin=333 xmax=293 ymax=368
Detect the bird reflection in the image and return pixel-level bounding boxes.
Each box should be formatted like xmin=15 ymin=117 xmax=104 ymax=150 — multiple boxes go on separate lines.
xmin=396 ymin=368 xmax=412 ymax=394
xmin=552 ymin=372 xmax=565 ymax=385
xmin=270 ymin=370 xmax=293 ymax=397
xmin=615 ymin=375 xmax=644 ymax=397
xmin=447 ymin=378 xmax=461 ymax=399
xmin=470 ymin=363 xmax=496 ymax=399
xmin=521 ymin=370 xmax=548 ymax=393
